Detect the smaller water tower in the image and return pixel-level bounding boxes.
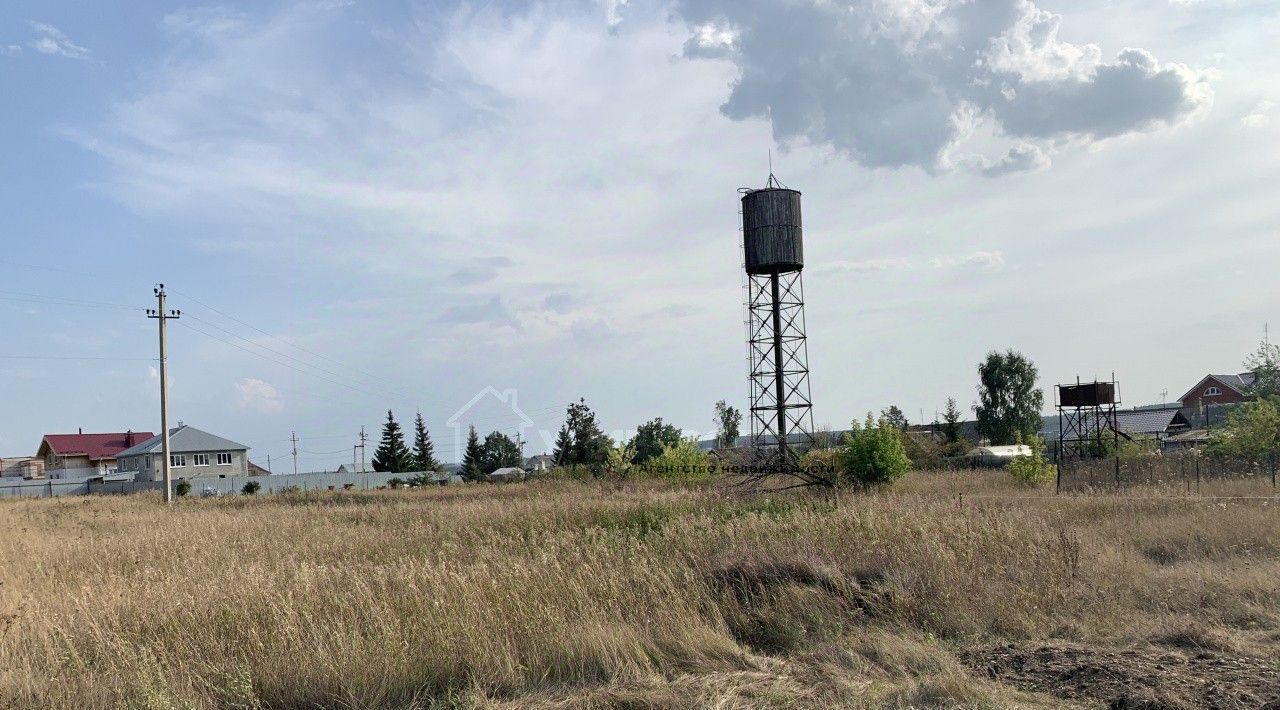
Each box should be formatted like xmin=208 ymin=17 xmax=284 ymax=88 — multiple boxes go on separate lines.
xmin=740 ymin=174 xmax=815 ymax=469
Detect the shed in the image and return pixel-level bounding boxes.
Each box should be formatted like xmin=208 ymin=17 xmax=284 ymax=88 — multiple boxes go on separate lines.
xmin=965 ymin=445 xmax=1032 ymax=467
xmin=487 ymin=467 xmax=524 ymax=483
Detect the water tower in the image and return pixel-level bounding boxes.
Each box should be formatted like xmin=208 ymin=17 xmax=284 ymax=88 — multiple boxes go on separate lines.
xmin=740 ymin=175 xmax=815 ymax=470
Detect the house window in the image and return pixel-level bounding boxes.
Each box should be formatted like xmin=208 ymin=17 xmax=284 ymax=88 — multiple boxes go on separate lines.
xmin=170 ymin=455 xmax=186 ymax=467
xmin=216 ymin=453 xmax=232 ymax=465
xmin=1205 ymin=386 xmax=1221 ymax=396
xmin=144 ymin=457 xmax=152 ymax=469
xmin=193 ymin=454 xmax=209 ymax=466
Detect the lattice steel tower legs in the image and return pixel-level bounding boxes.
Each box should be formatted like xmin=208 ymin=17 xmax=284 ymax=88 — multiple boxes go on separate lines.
xmin=747 ymin=269 xmax=814 ymax=468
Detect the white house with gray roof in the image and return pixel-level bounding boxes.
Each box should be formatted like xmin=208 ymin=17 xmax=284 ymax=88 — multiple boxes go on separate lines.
xmin=115 ymin=425 xmax=250 ymax=481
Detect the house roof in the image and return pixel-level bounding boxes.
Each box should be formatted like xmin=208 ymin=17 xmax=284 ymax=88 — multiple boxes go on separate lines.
xmin=334 ymin=463 xmax=373 ymax=474
xmin=1179 ymin=373 xmax=1256 ymax=402
xmin=40 ymin=432 xmax=155 ymax=462
xmin=117 ymin=425 xmax=249 ymax=457
xmin=1041 ymin=407 xmax=1190 ymax=439
xmin=1114 ymin=408 xmax=1191 ymax=436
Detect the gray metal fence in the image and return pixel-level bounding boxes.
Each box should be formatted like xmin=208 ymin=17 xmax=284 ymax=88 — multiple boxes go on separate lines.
xmin=1058 ymin=452 xmax=1278 ymax=493
xmin=0 ymin=478 xmax=93 ymax=499
xmin=0 ymin=470 xmax=441 ymax=500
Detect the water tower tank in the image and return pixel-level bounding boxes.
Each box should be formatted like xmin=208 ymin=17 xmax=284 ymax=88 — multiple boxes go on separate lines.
xmin=741 ymin=188 xmax=803 ymax=275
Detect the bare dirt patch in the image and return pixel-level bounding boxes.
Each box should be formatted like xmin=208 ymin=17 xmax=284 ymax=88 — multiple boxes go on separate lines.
xmin=966 ymin=642 xmax=1280 ymax=709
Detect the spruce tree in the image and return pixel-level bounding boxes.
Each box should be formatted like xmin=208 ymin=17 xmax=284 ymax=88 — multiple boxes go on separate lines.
xmin=569 ymin=399 xmax=611 ymax=467
xmin=372 ymin=410 xmax=413 ymax=473
xmin=460 ymin=426 xmax=484 ymax=482
xmin=551 ymin=424 xmax=572 ymax=466
xmin=412 ymin=412 xmax=439 ymax=473
xmin=552 ymin=399 xmax=611 ymax=468
xmin=941 ymin=397 xmax=966 ymax=456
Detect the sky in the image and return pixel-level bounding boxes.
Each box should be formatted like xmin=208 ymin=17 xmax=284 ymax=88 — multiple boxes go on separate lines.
xmin=1 ymin=0 xmax=1277 ymax=470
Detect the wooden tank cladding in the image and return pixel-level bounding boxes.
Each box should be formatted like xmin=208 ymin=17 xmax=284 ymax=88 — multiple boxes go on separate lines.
xmin=742 ymin=188 xmax=803 ymax=274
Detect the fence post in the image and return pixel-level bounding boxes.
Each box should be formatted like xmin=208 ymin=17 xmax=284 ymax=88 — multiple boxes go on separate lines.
xmin=1195 ymin=455 xmax=1201 ymax=495
xmin=1114 ymin=455 xmax=1121 ymax=490
xmin=1054 ymin=442 xmax=1064 ymax=496
xmin=1271 ymin=451 xmax=1277 ymax=492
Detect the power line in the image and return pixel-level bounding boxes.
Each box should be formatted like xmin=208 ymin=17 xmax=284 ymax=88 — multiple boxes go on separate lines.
xmin=0 ymin=292 xmax=142 ymax=311
xmin=165 ymin=288 xmax=551 ymax=449
xmin=167 ymin=286 xmax=405 ymax=392
xmin=178 ymin=315 xmax=563 ymax=442
xmin=174 ymin=321 xmax=404 ymax=404
xmin=0 ymin=355 xmax=153 ymax=361
xmin=182 ymin=313 xmax=405 ymax=401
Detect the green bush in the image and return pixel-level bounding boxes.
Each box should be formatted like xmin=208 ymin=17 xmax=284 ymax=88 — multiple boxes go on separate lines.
xmin=387 ymin=478 xmax=406 ymax=489
xmin=1208 ymin=397 xmax=1280 ymax=455
xmin=1008 ymin=436 xmax=1054 ymax=486
xmin=899 ymin=430 xmax=945 ymax=470
xmin=538 ymin=465 xmax=595 ymax=483
xmin=644 ymin=439 xmax=713 ymax=483
xmin=841 ymin=414 xmax=910 ymax=488
xmin=799 ymin=448 xmax=842 ymax=482
xmin=175 ymin=480 xmax=191 ymax=497
xmin=241 ymin=481 xmax=260 ymax=495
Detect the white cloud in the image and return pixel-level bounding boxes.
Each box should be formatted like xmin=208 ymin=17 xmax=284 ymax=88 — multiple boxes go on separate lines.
xmin=604 ymin=0 xmax=629 ymax=28
xmin=27 ymin=22 xmax=89 ymax=59
xmin=673 ymin=0 xmax=1212 ymax=174
xmin=930 ymin=251 xmax=1007 ymax=270
xmin=70 ymin=0 xmax=762 ymax=357
xmin=234 ymin=378 xmax=285 ymax=413
xmin=820 ymin=252 xmax=1006 ymax=274
xmin=817 ymin=258 xmax=913 ymax=275
xmin=979 ymin=143 xmax=1051 ymax=177
xmin=146 ymin=365 xmax=174 ymax=396
xmin=1241 ymin=100 xmax=1274 ymax=127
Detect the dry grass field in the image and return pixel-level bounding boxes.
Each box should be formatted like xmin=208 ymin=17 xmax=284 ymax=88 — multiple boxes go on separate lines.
xmin=1 ymin=472 xmax=1278 ymax=709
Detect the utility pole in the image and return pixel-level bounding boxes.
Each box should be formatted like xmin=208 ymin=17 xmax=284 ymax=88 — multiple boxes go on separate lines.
xmin=291 ymin=431 xmax=299 ymax=475
xmin=147 ymin=285 xmax=180 ymax=504
xmin=267 ymin=454 xmax=272 ymax=474
xmin=358 ymin=426 xmax=368 ymax=473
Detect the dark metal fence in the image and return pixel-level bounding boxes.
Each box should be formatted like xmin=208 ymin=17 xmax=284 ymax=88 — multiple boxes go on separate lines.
xmin=1058 ymin=452 xmax=1278 ymax=494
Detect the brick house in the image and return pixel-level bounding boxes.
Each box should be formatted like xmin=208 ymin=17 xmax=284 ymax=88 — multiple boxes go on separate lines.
xmin=36 ymin=430 xmax=153 ymax=477
xmin=1178 ymin=373 xmax=1256 ymax=410
xmin=0 ymin=455 xmax=44 ymax=479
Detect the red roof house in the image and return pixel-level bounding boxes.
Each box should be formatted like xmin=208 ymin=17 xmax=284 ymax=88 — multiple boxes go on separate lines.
xmin=1178 ymin=373 xmax=1256 ymax=410
xmin=36 ymin=430 xmax=154 ymax=475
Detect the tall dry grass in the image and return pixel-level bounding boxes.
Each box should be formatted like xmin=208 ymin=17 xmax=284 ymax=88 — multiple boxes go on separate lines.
xmin=0 ymin=471 xmax=1276 ymax=708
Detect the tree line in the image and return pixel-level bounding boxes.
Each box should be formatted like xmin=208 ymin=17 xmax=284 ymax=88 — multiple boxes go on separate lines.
xmin=368 ymin=398 xmax=743 ymax=483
